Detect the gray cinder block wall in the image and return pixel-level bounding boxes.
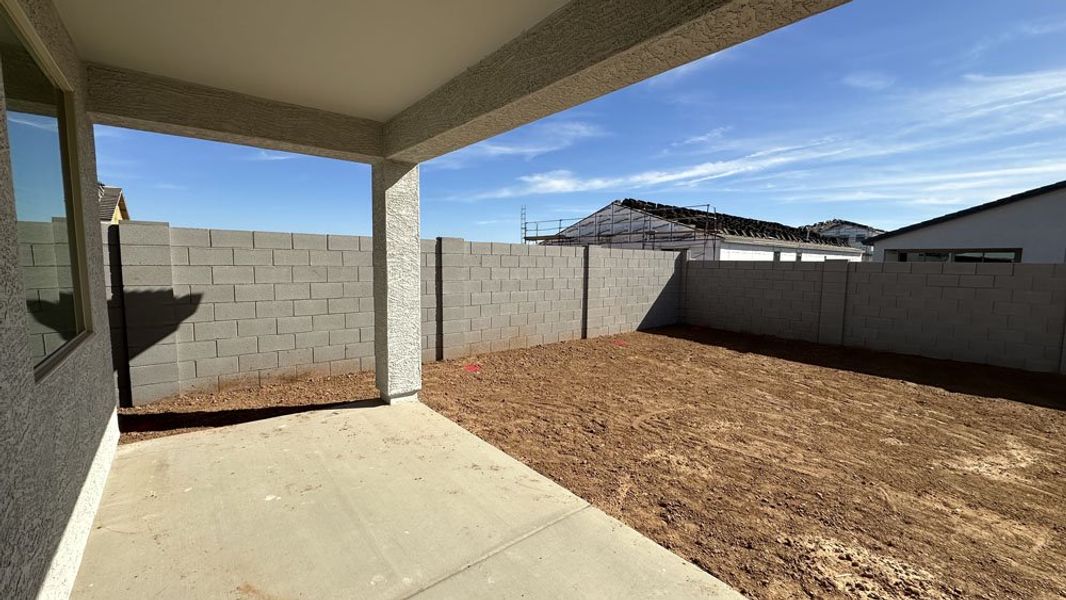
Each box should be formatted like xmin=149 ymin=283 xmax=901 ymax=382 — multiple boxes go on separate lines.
xmin=107 ymin=222 xmax=376 ymax=404
xmin=587 ymin=246 xmax=682 ymax=336
xmin=684 ymin=261 xmax=1066 ymax=374
xmin=436 ymin=239 xmax=585 ymax=358
xmin=108 ymin=223 xmax=1065 ymax=405
xmin=106 ymin=222 xmax=685 ymax=404
xmin=18 ymin=219 xmax=78 ymax=361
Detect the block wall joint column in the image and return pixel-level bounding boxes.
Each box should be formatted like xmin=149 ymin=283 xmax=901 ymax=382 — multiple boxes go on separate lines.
xmin=678 ymin=249 xmax=688 ymax=324
xmin=117 ymin=221 xmax=180 ymax=405
xmin=105 ymin=224 xmax=131 ymax=406
xmin=434 ymin=237 xmax=444 ymax=361
xmin=437 ymin=237 xmax=466 ymax=359
xmin=1058 ymin=278 xmax=1066 ymax=375
xmin=372 ymin=160 xmax=421 ymax=404
xmin=581 ymin=246 xmax=590 ymax=339
xmin=816 ymin=261 xmax=848 ymax=345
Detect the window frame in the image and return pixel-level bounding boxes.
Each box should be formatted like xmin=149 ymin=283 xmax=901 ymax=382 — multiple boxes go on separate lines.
xmin=1 ymin=1 xmax=94 ymax=381
xmin=884 ymin=248 xmax=1023 ymax=264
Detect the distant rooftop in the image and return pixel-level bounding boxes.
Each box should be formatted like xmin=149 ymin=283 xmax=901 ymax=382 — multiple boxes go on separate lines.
xmin=619 ymin=199 xmax=853 ymax=248
xmin=805 ymin=219 xmax=885 ymax=234
xmin=97 ymin=183 xmax=129 ymax=222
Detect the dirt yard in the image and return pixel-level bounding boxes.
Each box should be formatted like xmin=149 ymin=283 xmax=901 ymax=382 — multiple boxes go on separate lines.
xmin=120 ymin=326 xmax=1066 ymax=600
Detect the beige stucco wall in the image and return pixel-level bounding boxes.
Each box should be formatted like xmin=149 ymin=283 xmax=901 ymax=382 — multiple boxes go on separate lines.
xmin=873 ymin=188 xmax=1066 ymax=263
xmin=0 ymin=1 xmax=117 ymax=598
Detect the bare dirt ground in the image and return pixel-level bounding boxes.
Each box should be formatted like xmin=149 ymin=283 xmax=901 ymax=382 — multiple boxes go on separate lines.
xmin=120 ymin=326 xmax=1066 ymax=600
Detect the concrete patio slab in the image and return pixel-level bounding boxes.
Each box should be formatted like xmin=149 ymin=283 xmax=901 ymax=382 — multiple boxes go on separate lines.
xmin=72 ymin=403 xmax=742 ymax=599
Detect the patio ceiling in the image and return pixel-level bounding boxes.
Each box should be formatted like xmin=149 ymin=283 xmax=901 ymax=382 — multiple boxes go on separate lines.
xmin=53 ymin=0 xmax=849 ymax=162
xmin=52 ymin=0 xmax=569 ymax=123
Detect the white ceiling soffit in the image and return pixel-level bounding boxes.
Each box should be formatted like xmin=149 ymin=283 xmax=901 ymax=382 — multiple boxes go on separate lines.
xmin=53 ymin=0 xmax=569 ymax=123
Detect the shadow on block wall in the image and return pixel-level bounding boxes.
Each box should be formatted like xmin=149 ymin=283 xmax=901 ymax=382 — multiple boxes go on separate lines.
xmin=638 ymin=263 xmax=683 ymax=331
xmin=649 ymin=325 xmax=1065 ymax=411
xmin=106 ymin=226 xmax=203 ymax=407
xmin=110 ymin=289 xmax=204 ymax=407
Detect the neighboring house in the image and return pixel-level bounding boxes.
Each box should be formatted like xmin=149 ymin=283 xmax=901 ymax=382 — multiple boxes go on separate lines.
xmin=804 ymin=219 xmax=884 ymax=261
xmin=526 ymin=199 xmax=864 ymax=262
xmin=869 ymin=179 xmax=1066 ymax=263
xmin=97 ymin=183 xmax=130 ymax=223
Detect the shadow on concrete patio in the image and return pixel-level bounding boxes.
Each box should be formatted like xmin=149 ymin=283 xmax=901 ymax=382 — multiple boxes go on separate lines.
xmin=650 ymin=325 xmax=1066 ymax=411
xmin=119 ymin=398 xmax=384 ymax=436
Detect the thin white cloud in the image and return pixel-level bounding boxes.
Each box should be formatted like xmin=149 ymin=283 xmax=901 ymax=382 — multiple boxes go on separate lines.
xmin=643 ymin=53 xmax=724 ymax=88
xmin=958 ymin=18 xmax=1066 ymax=64
xmin=431 ymin=120 xmax=605 ymax=169
xmin=471 ymin=143 xmax=847 ymax=200
xmin=467 ymin=67 xmax=1066 ymax=211
xmin=92 ymin=125 xmax=127 ymax=139
xmin=94 ymin=154 xmax=143 ymax=181
xmin=841 ymin=71 xmax=895 ymax=91
xmin=475 ymin=122 xmax=603 ymax=159
xmin=8 ymin=114 xmax=58 ymax=132
xmin=245 ymin=149 xmax=301 ymax=161
xmin=474 ymin=218 xmax=517 ymax=226
xmin=672 ymin=127 xmax=730 ymax=148
xmin=548 ymin=205 xmax=603 ymax=215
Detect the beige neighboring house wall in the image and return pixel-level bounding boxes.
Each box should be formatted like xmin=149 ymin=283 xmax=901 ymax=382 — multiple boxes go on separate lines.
xmin=871 ymin=180 xmax=1066 ymax=263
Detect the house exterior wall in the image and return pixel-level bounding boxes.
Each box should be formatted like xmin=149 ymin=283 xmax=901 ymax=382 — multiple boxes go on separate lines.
xmin=810 ymin=221 xmax=881 ymax=259
xmin=684 ymin=261 xmax=1066 ymax=374
xmin=0 ymin=1 xmax=118 ymax=597
xmin=105 ymin=224 xmax=684 ymax=404
xmin=814 ymin=222 xmax=879 ymax=243
xmin=719 ymin=242 xmax=862 ymax=262
xmin=873 ymin=188 xmax=1066 ymax=263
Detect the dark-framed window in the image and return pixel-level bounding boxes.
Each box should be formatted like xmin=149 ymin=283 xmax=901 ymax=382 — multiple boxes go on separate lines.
xmin=885 ymin=248 xmax=1022 ymax=263
xmin=2 ymin=9 xmax=89 ymax=373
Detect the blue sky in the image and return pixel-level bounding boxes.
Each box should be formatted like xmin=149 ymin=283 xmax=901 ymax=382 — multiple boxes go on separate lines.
xmin=8 ymin=112 xmax=66 ymax=222
xmin=93 ymin=0 xmax=1066 ymax=242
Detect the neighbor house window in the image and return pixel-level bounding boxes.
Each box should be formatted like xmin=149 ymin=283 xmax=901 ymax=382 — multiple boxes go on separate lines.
xmin=886 ymin=249 xmax=1021 ymax=263
xmin=3 ymin=11 xmax=86 ymax=369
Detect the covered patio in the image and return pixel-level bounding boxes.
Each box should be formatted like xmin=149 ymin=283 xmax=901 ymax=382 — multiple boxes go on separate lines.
xmin=2 ymin=1 xmax=851 ymax=598
xmin=72 ymin=403 xmax=740 ymax=599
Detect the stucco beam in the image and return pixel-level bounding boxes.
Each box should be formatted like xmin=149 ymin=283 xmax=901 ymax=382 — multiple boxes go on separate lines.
xmin=384 ymin=0 xmax=848 ymax=163
xmin=85 ymin=64 xmax=384 ymax=163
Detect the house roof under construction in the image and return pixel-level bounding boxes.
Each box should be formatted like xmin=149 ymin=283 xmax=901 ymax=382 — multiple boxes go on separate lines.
xmin=619 ymin=199 xmax=853 ymax=247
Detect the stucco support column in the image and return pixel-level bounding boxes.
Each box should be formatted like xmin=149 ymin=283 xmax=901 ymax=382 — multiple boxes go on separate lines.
xmin=372 ymin=160 xmax=421 ymax=403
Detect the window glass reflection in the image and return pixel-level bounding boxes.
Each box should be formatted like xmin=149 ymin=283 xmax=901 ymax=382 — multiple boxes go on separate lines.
xmin=3 ymin=13 xmax=83 ymax=365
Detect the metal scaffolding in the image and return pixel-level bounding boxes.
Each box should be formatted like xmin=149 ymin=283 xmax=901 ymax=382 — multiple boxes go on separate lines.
xmin=521 ymin=201 xmax=721 ymax=259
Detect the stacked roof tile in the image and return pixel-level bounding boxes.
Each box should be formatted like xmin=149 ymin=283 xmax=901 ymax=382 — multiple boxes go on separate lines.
xmin=619 ymin=199 xmax=851 ymax=247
